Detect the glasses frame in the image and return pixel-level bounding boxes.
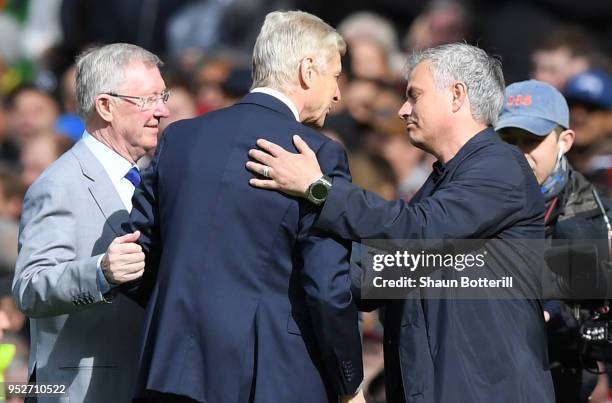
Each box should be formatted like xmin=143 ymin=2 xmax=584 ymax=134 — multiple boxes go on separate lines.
xmin=103 ymin=90 xmax=170 ymax=111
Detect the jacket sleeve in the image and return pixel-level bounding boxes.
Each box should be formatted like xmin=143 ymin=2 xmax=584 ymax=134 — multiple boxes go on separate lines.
xmin=297 ymin=139 xmax=364 ymax=396
xmin=316 ymin=154 xmax=531 ymax=241
xmin=13 ymin=176 xmax=104 ymax=317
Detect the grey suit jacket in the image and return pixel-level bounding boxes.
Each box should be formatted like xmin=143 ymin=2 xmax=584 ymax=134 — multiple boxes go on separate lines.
xmin=13 ymin=140 xmax=144 ymax=403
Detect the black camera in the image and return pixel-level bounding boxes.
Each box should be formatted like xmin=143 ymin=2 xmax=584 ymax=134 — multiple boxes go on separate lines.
xmin=545 ymin=240 xmax=612 ymax=368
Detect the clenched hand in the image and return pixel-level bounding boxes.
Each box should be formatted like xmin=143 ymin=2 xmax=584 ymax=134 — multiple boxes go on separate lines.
xmin=101 ymin=231 xmax=145 ymax=284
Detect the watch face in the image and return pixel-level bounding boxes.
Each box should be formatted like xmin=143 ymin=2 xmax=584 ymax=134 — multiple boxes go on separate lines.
xmin=311 ymin=182 xmax=328 ymax=200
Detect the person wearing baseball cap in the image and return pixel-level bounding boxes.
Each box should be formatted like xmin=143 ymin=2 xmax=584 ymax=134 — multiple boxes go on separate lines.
xmin=496 ymin=79 xmax=612 ymax=403
xmin=563 ymin=69 xmax=612 ymax=183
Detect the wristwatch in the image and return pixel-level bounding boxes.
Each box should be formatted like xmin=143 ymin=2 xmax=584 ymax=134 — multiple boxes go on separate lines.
xmin=306 ymin=175 xmax=332 ymax=205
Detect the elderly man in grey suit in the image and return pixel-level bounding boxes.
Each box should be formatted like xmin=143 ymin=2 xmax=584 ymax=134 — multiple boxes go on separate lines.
xmin=13 ymin=43 xmax=170 ymax=402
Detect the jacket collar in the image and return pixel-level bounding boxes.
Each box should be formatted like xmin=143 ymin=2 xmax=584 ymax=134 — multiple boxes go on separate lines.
xmin=431 ymin=128 xmax=498 ymax=183
xmin=70 ymin=140 xmax=128 ymax=235
xmin=235 ymin=92 xmax=298 ymax=121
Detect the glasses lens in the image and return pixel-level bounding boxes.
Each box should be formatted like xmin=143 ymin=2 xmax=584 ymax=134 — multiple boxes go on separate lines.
xmin=142 ymin=92 xmax=169 ymax=110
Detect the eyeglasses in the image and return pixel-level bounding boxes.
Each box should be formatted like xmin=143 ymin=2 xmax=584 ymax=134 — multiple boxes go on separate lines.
xmin=104 ymin=90 xmax=170 ymax=111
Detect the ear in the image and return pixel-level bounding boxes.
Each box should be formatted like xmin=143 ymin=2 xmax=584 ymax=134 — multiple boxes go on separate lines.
xmin=94 ymin=94 xmax=114 ymax=123
xmin=450 ymin=81 xmax=468 ymax=113
xmin=559 ymin=129 xmax=575 ymax=154
xmin=298 ymin=57 xmax=316 ymax=90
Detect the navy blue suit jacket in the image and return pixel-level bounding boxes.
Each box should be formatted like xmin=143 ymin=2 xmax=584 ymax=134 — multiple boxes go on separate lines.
xmin=129 ymin=92 xmax=363 ymax=402
xmin=317 ymin=129 xmax=555 ymax=403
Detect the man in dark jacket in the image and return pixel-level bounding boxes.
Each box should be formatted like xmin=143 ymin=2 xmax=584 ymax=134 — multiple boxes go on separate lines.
xmin=496 ymin=79 xmax=612 ymax=403
xmin=129 ymin=11 xmax=364 ymax=403
xmin=247 ymin=43 xmax=554 ymax=402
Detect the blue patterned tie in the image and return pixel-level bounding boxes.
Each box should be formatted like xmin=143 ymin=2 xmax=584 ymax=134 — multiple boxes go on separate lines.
xmin=125 ymin=166 xmax=141 ymax=187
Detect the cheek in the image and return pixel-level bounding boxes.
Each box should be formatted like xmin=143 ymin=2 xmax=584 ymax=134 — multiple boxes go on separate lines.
xmin=532 ymin=151 xmax=555 ymax=174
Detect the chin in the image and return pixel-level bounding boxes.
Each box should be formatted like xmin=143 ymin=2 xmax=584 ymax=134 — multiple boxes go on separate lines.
xmin=303 ymin=120 xmax=324 ymax=129
xmin=141 ymin=135 xmax=159 ymax=153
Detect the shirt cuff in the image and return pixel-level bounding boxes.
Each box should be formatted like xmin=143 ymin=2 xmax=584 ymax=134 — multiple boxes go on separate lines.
xmin=338 ymin=381 xmax=363 ymax=402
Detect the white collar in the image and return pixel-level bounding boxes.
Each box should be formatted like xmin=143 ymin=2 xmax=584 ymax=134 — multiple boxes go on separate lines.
xmin=82 ymin=131 xmax=135 ymax=182
xmin=250 ymin=87 xmax=300 ymax=121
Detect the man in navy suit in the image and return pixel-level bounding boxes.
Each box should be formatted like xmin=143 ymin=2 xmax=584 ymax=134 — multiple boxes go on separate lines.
xmin=129 ymin=10 xmax=364 ymax=403
xmin=247 ymin=43 xmax=555 ymax=402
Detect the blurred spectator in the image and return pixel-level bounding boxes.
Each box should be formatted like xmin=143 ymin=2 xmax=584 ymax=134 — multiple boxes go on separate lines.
xmin=0 ymin=273 xmax=24 ymax=338
xmin=0 ymin=266 xmax=28 ymax=403
xmin=348 ymin=153 xmax=396 ymax=201
xmin=60 ymin=0 xmax=194 ymax=57
xmin=370 ymin=87 xmax=405 ymax=137
xmin=563 ymin=70 xmax=612 ymax=180
xmin=475 ymin=1 xmax=558 ymax=84
xmin=0 ymin=189 xmax=21 ymax=351
xmin=338 ymin=11 xmax=398 ymax=54
xmin=0 ymin=167 xmax=25 ymax=220
xmin=337 ymin=12 xmax=400 ymax=81
xmin=19 ymin=0 xmax=63 ymax=62
xmin=19 ymin=131 xmax=72 ymax=187
xmin=382 ymin=135 xmax=433 ymax=201
xmin=158 ymin=81 xmax=198 ymax=134
xmin=195 ymin=56 xmax=235 ymax=113
xmin=59 ymin=65 xmax=77 ymax=114
xmin=0 ymin=95 xmax=19 ymax=167
xmin=55 ymin=64 xmax=84 ymax=141
xmin=166 ymin=0 xmax=295 ymax=59
xmin=531 ymin=27 xmax=607 ymax=91
xmin=361 ymin=86 xmax=404 ymax=157
xmin=404 ymin=0 xmax=471 ymax=51
xmin=220 ymin=67 xmax=252 ymax=106
xmin=326 ymin=78 xmax=381 ymax=152
xmin=6 ymin=86 xmax=59 ymax=143
xmin=345 ymin=79 xmax=381 ymax=125
xmin=0 ymin=13 xmax=21 ymax=66
xmin=349 ymin=37 xmax=392 ymax=82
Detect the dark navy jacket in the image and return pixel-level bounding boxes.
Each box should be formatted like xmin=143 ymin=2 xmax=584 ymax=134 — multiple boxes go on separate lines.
xmin=316 ymin=129 xmax=555 ymax=403
xmin=129 ymin=92 xmax=363 ymax=402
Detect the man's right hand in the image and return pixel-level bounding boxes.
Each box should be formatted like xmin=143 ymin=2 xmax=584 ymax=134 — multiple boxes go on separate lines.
xmin=101 ymin=231 xmax=145 ymax=284
xmin=340 ymin=390 xmax=366 ymax=403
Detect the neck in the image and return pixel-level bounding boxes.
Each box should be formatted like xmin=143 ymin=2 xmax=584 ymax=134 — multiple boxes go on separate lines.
xmin=264 ymin=85 xmax=307 ymax=123
xmin=435 ymin=121 xmax=488 ymax=164
xmin=282 ymin=89 xmax=307 ymax=123
xmin=86 ymin=120 xmax=135 ymax=164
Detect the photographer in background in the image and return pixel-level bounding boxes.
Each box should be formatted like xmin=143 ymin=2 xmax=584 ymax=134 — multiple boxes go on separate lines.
xmin=496 ymin=79 xmax=612 ymax=403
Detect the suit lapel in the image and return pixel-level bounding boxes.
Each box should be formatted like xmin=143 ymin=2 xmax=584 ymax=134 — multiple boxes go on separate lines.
xmin=70 ymin=141 xmax=129 ymax=236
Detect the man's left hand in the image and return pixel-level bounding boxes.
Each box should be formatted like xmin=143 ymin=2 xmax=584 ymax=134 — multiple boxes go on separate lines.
xmin=246 ymin=135 xmax=323 ymax=197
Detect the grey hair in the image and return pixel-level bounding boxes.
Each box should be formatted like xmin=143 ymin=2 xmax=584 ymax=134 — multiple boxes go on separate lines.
xmin=75 ymin=43 xmax=163 ymax=120
xmin=406 ymin=43 xmax=505 ymax=126
xmin=251 ymin=11 xmax=346 ymax=92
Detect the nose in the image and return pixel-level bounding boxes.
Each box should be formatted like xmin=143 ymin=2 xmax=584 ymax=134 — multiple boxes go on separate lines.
xmin=398 ymin=101 xmax=412 ymax=120
xmin=155 ymin=100 xmax=171 ymax=118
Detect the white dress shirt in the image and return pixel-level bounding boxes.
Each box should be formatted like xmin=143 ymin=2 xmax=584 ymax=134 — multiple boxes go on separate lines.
xmin=82 ymin=131 xmax=139 ymax=211
xmin=251 ymin=87 xmax=300 ymax=122
xmin=82 ymin=131 xmax=140 ymax=293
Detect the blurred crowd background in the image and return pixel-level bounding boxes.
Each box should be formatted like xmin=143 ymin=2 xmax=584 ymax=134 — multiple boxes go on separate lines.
xmin=0 ymin=0 xmax=610 ymax=401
